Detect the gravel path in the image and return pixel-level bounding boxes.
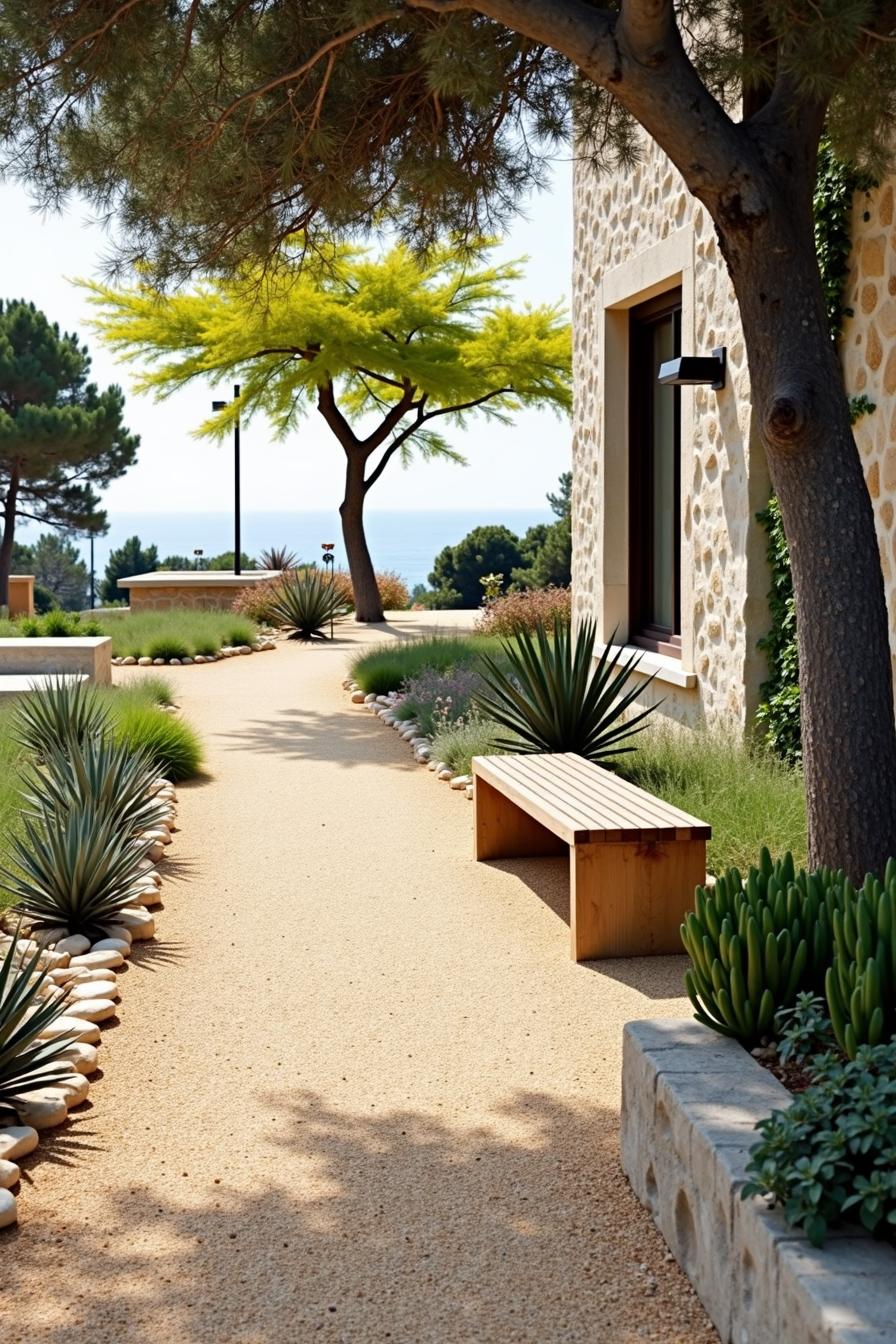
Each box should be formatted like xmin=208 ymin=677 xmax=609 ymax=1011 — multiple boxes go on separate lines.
xmin=2 ymin=615 xmax=716 ymax=1343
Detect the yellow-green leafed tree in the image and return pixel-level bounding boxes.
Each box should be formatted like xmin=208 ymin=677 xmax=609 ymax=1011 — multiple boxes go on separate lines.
xmin=84 ymin=240 xmax=571 ymax=622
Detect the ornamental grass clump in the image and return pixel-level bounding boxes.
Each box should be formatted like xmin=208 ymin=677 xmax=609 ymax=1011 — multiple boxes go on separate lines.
xmin=110 ymin=700 xmax=203 ymax=781
xmin=2 ymin=805 xmax=153 ymax=938
xmin=0 ymin=928 xmax=75 ymax=1118
xmin=474 ymin=617 xmax=656 ymax=762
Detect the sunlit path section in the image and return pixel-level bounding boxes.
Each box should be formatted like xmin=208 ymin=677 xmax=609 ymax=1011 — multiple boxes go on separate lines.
xmin=2 ymin=613 xmax=715 ymax=1343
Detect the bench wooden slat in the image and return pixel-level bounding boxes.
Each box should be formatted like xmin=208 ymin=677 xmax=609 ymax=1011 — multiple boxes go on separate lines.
xmin=474 ymin=755 xmax=591 ymax=843
xmin=528 ymin=755 xmax=679 ymax=841
xmin=536 ymin=754 xmax=710 ymax=839
xmin=473 ymin=753 xmax=710 ymax=843
xmin=492 ymin=754 xmax=655 ymax=843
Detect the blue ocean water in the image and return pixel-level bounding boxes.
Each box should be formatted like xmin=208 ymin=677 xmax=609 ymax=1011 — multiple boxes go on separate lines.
xmin=22 ymin=509 xmax=553 ymax=592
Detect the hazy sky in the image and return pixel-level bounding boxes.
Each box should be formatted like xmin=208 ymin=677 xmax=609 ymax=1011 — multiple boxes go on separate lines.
xmin=0 ymin=159 xmax=573 ymax=517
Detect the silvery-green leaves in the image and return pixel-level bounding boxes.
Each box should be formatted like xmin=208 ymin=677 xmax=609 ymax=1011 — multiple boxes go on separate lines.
xmin=268 ymin=570 xmax=349 ymax=641
xmin=12 ymin=677 xmax=110 ymax=759
xmin=2 ymin=806 xmax=152 ymax=938
xmin=23 ymin=736 xmax=166 ymax=840
xmin=0 ymin=928 xmax=74 ymax=1118
xmin=473 ymin=618 xmax=656 ymax=762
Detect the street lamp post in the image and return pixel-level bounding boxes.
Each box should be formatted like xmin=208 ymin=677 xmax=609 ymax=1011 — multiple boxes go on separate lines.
xmin=321 ymin=543 xmax=336 ymax=640
xmin=212 ymin=383 xmax=241 ymax=576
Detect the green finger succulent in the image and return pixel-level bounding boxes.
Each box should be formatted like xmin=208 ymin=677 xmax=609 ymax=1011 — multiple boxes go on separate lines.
xmin=825 ymin=860 xmax=896 ymax=1058
xmin=681 ymin=848 xmax=837 ymax=1044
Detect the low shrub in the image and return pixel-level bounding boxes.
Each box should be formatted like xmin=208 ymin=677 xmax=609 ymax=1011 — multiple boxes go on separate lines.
xmin=475 ymin=585 xmax=571 ymax=637
xmin=399 ymin=664 xmax=487 ymax=737
xmin=110 ymin=700 xmax=203 ymax=781
xmin=743 ymin=1044 xmax=896 ymax=1247
xmin=430 ymin=713 xmax=521 ymax=775
xmin=350 ymin=636 xmax=493 ymax=696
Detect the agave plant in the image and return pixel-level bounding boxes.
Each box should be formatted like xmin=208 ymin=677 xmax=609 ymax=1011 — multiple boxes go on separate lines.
xmin=258 ymin=545 xmax=301 ymax=571
xmin=12 ymin=676 xmax=110 ymax=759
xmin=473 ymin=617 xmax=658 ymax=762
xmin=267 ymin=569 xmax=349 ymax=640
xmin=0 ymin=927 xmax=75 ymax=1118
xmin=2 ymin=804 xmax=153 ymax=938
xmin=23 ymin=736 xmax=168 ymax=840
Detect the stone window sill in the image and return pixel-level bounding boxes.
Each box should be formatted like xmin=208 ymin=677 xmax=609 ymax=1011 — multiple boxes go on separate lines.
xmin=595 ymin=642 xmax=697 ymax=690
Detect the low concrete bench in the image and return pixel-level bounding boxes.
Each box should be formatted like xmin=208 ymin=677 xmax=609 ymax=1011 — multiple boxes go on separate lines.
xmin=0 ymin=673 xmax=89 ymax=700
xmin=0 ymin=637 xmax=112 ymax=685
xmin=472 ymin=752 xmax=711 ymax=961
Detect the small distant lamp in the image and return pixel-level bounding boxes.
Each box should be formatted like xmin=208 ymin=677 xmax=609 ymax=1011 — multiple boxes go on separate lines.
xmin=193 ymin=548 xmax=204 ymax=572
xmin=321 ymin=543 xmax=336 ymax=639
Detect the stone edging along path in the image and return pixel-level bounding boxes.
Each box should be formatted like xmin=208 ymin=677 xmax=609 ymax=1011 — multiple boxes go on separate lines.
xmin=112 ymin=638 xmax=277 ymax=669
xmin=0 ymin=777 xmax=178 ymax=1231
xmin=344 ymin=679 xmax=475 ymax=798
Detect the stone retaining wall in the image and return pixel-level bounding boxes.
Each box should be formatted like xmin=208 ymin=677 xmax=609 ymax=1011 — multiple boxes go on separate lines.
xmin=621 ymin=1019 xmax=896 ymax=1343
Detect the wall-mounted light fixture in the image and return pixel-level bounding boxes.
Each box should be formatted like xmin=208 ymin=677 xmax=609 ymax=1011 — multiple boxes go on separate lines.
xmin=658 ymin=346 xmax=726 ymax=391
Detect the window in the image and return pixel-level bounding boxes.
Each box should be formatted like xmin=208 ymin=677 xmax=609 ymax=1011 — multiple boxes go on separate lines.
xmin=629 ymin=290 xmax=682 ymax=654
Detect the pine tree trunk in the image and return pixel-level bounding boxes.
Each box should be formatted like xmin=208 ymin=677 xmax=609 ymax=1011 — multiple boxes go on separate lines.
xmin=0 ymin=465 xmax=20 ymax=610
xmin=718 ymin=185 xmax=896 ymax=877
xmin=340 ymin=454 xmax=385 ymax=623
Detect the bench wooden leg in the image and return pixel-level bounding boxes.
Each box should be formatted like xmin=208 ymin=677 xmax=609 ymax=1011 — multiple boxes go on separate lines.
xmin=474 ymin=776 xmax=567 ymax=861
xmin=570 ymin=838 xmax=706 ymax=960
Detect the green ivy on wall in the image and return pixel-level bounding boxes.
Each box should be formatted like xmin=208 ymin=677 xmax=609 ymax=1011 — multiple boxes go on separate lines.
xmin=756 ymin=139 xmax=877 ymax=762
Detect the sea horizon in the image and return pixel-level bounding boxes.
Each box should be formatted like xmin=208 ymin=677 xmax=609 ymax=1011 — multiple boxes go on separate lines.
xmin=17 ymin=507 xmax=554 ymax=593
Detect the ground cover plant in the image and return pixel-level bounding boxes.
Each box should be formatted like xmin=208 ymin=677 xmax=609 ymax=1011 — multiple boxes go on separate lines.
xmin=0 ymin=608 xmax=257 ymax=659
xmin=350 ymin=636 xmax=503 ymax=697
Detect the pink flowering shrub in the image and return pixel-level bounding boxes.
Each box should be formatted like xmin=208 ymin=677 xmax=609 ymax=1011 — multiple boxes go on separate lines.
xmin=475 ymin=586 xmax=571 ymax=637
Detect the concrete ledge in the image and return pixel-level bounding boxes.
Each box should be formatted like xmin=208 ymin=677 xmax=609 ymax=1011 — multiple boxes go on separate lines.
xmin=595 ymin=642 xmax=697 ymax=690
xmin=621 ymin=1019 xmax=896 ymax=1343
xmin=0 ymin=673 xmax=89 ymax=699
xmin=0 ymin=637 xmax=112 ymax=686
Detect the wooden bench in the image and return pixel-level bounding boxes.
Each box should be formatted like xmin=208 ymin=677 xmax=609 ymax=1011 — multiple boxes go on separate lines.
xmin=472 ymin=752 xmax=711 ymax=961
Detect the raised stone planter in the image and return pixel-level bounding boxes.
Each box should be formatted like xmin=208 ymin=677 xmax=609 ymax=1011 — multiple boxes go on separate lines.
xmin=118 ymin=570 xmax=280 ymax=612
xmin=0 ymin=637 xmax=112 ymax=686
xmin=621 ymin=1019 xmax=896 ymax=1343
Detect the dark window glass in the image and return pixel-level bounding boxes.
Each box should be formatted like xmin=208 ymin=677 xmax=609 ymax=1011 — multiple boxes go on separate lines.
xmin=629 ymin=291 xmax=682 ymax=653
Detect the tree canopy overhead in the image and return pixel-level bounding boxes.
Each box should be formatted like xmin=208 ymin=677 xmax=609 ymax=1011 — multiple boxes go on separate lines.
xmin=6 ymin=2 xmax=896 ymax=871
xmin=84 ymin=237 xmax=571 ymax=620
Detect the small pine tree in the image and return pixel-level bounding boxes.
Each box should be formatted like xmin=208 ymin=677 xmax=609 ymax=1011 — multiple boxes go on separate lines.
xmin=100 ymin=536 xmax=159 ymax=604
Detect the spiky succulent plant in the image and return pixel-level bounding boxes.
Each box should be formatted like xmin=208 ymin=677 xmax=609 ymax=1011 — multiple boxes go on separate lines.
xmin=267 ymin=569 xmax=349 ymax=640
xmin=0 ymin=927 xmax=75 ymax=1117
xmin=24 ymin=736 xmax=168 ymax=840
xmin=1 ymin=804 xmax=153 ymax=938
xmin=12 ymin=676 xmax=110 ymax=759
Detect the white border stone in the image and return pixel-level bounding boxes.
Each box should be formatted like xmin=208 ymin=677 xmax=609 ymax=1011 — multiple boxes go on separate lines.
xmin=621 ymin=1019 xmax=896 ymax=1343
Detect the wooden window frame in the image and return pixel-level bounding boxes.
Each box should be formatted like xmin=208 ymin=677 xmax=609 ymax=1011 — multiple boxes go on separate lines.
xmin=628 ymin=289 xmax=683 ymax=658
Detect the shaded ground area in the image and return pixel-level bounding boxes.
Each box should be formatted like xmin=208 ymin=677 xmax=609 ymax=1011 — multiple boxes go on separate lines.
xmin=2 ymin=613 xmax=715 ymax=1342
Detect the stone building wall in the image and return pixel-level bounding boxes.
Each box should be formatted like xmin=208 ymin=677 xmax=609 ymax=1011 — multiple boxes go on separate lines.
xmin=841 ymin=181 xmax=896 ymax=674
xmin=127 ymin=583 xmax=255 ymax=613
xmin=572 ymin=133 xmax=771 ymax=732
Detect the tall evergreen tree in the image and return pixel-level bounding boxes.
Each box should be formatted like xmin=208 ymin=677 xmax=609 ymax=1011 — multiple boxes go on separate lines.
xmin=0 ymin=300 xmax=138 ymax=607
xmin=3 ymin=4 xmax=896 ymax=867
xmin=99 ymin=535 xmax=159 ymax=604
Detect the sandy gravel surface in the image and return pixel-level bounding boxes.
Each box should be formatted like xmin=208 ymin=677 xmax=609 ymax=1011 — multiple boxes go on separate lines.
xmin=2 ymin=613 xmax=716 ymax=1343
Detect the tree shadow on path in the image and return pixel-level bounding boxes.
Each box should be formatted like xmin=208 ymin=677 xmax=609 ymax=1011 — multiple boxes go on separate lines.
xmin=3 ymin=1089 xmax=716 ymax=1344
